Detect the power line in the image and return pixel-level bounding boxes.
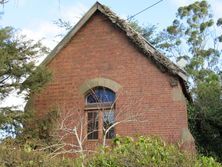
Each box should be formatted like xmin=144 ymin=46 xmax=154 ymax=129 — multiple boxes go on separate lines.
xmin=127 ymin=0 xmax=165 ymax=21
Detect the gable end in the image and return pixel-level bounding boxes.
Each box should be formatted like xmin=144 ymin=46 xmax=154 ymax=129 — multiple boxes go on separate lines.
xmin=39 ymin=2 xmax=191 ymax=101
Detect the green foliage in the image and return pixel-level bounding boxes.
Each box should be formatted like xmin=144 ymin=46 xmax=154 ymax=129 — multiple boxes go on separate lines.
xmin=187 ymin=70 xmax=222 ymax=161
xmin=16 ymin=108 xmax=60 ymax=149
xmin=163 ymin=0 xmax=221 ymax=80
xmin=0 ymin=107 xmax=23 ymax=137
xmin=0 ymin=27 xmax=51 ymax=100
xmin=21 ymin=66 xmax=52 ymax=98
xmin=157 ymin=0 xmax=222 ymax=161
xmin=0 ymin=136 xmax=221 ymax=167
xmin=0 ymin=108 xmax=65 ymax=166
xmin=196 ymin=156 xmax=222 ymax=167
xmin=0 ymin=139 xmax=78 ymax=167
xmin=87 ymin=136 xmax=221 ymax=167
xmin=0 ymin=26 xmax=52 ymax=138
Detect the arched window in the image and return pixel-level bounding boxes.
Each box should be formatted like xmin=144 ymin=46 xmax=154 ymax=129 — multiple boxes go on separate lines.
xmin=86 ymin=87 xmax=115 ymax=104
xmin=85 ymin=87 xmax=116 ymax=140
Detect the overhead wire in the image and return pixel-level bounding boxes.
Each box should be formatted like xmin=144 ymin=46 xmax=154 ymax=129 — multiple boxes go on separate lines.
xmin=127 ymin=0 xmax=165 ymax=21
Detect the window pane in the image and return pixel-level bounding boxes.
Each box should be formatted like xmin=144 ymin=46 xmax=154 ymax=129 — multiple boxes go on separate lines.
xmin=87 ymin=112 xmax=98 ymax=140
xmin=103 ymin=111 xmax=115 ymax=139
xmin=86 ymin=87 xmax=115 ymax=104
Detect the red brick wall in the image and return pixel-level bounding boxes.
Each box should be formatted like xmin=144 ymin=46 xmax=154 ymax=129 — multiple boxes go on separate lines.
xmin=32 ymin=12 xmax=191 ymax=150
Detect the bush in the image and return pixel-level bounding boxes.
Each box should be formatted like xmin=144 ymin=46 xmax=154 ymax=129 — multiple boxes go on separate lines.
xmin=0 ymin=140 xmax=78 ymax=167
xmin=0 ymin=136 xmax=221 ymax=167
xmin=87 ymin=136 xmax=222 ymax=167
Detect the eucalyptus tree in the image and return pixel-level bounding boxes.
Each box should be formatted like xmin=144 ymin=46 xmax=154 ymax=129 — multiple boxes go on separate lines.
xmin=161 ymin=0 xmax=222 ymax=160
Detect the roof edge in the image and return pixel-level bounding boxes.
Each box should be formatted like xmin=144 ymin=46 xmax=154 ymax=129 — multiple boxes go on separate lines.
xmin=97 ymin=3 xmax=188 ymax=80
xmin=41 ymin=2 xmax=100 ymax=66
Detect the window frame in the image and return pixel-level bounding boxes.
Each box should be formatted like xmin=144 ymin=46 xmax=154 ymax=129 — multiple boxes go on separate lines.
xmin=87 ymin=111 xmax=99 ymax=140
xmin=85 ymin=87 xmax=116 ymax=141
xmin=103 ymin=109 xmax=116 ymax=139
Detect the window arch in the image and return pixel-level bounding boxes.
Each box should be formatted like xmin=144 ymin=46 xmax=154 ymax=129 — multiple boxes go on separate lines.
xmin=86 ymin=87 xmax=116 ymax=104
xmin=79 ymin=77 xmax=122 ymax=95
xmin=85 ymin=86 xmax=116 ymax=140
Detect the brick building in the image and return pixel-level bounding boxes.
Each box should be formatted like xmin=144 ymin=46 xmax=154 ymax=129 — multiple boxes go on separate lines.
xmin=30 ymin=2 xmax=194 ymax=151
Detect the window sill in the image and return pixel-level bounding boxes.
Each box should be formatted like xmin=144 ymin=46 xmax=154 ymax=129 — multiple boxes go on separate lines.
xmin=87 ymin=139 xmax=99 ymax=142
xmin=86 ymin=139 xmax=114 ymax=142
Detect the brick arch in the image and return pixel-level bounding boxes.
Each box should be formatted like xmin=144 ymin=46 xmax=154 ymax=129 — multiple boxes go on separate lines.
xmin=79 ymin=78 xmax=122 ymax=94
